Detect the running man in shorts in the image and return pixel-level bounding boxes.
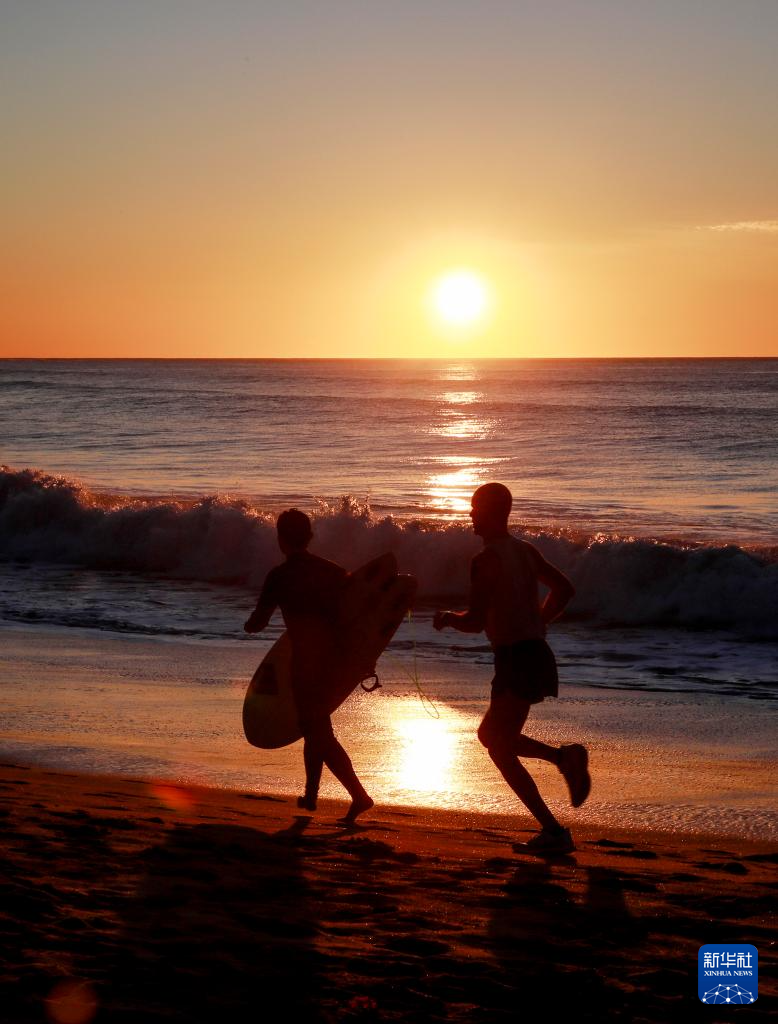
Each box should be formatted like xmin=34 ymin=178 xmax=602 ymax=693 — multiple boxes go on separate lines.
xmin=434 ymin=483 xmax=590 ymax=854
xmin=244 ymin=509 xmax=374 ymax=824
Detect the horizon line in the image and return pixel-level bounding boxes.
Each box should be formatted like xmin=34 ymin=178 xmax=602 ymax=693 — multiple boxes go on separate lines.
xmin=2 ymin=355 xmax=777 ymax=362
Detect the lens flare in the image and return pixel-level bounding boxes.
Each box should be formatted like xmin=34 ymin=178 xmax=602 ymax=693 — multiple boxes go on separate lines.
xmin=148 ymin=782 xmax=196 ymax=814
xmin=46 ymin=980 xmax=97 ymax=1024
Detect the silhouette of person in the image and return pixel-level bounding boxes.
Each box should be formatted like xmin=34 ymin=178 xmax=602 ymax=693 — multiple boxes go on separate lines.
xmin=244 ymin=509 xmax=374 ymax=823
xmin=434 ymin=483 xmax=590 ymax=853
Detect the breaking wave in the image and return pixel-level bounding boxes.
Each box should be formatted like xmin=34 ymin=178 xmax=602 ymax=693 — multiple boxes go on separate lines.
xmin=2 ymin=466 xmax=776 ymax=637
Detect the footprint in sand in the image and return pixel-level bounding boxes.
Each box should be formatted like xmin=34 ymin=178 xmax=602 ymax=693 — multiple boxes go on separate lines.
xmin=693 ymin=860 xmax=749 ymax=875
xmin=743 ymin=852 xmax=778 ymax=865
xmin=597 ymin=845 xmax=658 ymax=860
xmin=341 ymin=837 xmax=419 ymax=864
xmin=383 ymin=936 xmax=450 ymax=957
xmin=484 ymin=857 xmax=513 ymax=870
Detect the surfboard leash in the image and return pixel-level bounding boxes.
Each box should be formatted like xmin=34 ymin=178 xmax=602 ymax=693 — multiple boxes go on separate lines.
xmin=360 ymin=674 xmax=381 ymax=693
xmin=357 ymin=611 xmax=439 ymax=718
xmin=381 ymin=610 xmax=439 ymax=719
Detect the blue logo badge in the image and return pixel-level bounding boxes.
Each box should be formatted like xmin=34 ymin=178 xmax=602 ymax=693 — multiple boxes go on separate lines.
xmin=699 ymin=944 xmax=758 ymax=1004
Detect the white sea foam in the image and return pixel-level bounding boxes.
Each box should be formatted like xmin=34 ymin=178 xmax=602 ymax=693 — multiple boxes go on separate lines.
xmin=2 ymin=466 xmax=776 ymax=637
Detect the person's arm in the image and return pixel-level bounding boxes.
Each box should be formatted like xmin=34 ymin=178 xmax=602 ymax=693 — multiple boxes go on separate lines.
xmin=244 ymin=569 xmax=279 ymax=633
xmin=526 ymin=543 xmax=575 ymax=625
xmin=433 ymin=555 xmax=491 ymax=633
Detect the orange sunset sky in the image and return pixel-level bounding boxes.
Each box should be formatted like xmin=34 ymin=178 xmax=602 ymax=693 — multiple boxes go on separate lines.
xmin=2 ymin=2 xmax=777 ymax=359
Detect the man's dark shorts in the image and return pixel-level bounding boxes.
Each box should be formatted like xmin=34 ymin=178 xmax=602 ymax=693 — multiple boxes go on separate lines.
xmin=492 ymin=638 xmax=559 ymax=704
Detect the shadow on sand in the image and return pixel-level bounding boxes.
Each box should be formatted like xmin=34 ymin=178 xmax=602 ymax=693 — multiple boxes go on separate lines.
xmin=102 ymin=817 xmax=326 ymax=1023
xmin=484 ymin=855 xmax=648 ymax=1019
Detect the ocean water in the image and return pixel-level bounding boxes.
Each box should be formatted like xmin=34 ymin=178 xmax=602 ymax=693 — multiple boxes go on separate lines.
xmin=2 ymin=359 xmax=778 ymax=655
xmin=2 ymin=359 xmax=778 ymax=644
xmin=1 ymin=358 xmax=776 ymax=643
xmin=1 ymin=358 xmax=776 ymax=831
xmin=2 ymin=358 xmax=777 ymax=540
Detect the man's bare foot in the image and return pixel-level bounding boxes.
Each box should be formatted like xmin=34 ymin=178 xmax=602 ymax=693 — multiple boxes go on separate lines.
xmin=297 ymin=794 xmax=317 ymax=812
xmin=337 ymin=795 xmax=374 ymax=824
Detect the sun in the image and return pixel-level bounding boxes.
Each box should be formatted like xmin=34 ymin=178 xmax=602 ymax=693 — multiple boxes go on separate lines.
xmin=430 ymin=270 xmax=490 ymax=329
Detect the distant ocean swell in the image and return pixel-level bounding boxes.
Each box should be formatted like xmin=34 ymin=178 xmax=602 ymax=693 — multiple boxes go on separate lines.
xmin=2 ymin=467 xmax=776 ymax=637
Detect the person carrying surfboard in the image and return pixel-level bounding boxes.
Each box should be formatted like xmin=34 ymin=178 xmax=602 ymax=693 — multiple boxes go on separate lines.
xmin=433 ymin=483 xmax=590 ymax=854
xmin=244 ymin=509 xmax=374 ymax=823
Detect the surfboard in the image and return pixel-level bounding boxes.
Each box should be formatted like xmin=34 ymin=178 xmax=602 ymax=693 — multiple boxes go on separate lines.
xmin=242 ymin=553 xmax=417 ymax=749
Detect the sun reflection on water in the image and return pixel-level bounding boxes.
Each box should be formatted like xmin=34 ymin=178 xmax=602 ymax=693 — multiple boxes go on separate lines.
xmin=392 ymin=709 xmax=459 ymax=795
xmin=436 ymin=362 xmax=478 ymax=382
xmin=431 ymin=413 xmax=492 ymax=440
xmin=439 ymin=390 xmax=480 ymax=405
xmin=427 ymin=461 xmax=484 ymax=513
xmin=423 ymin=366 xmax=506 ymax=514
xmin=432 ymin=374 xmax=492 ymax=439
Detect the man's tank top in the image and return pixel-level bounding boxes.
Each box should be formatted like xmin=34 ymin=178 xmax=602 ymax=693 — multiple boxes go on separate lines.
xmin=482 ymin=535 xmax=545 ymax=648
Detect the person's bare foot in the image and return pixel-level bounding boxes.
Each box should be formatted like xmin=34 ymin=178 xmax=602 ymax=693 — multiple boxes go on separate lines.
xmin=337 ymin=794 xmax=374 ymax=824
xmin=297 ymin=794 xmax=317 ymax=812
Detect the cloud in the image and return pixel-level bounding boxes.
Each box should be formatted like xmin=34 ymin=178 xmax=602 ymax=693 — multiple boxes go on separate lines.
xmin=703 ymin=220 xmax=778 ymax=233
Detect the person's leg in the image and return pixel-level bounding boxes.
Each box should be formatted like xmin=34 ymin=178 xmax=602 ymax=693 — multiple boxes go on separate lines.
xmin=479 ymin=690 xmax=590 ymax=806
xmin=508 ymin=640 xmax=590 ymax=807
xmin=478 ymin=693 xmax=562 ymax=831
xmin=514 ymin=733 xmax=561 ymax=764
xmin=303 ymin=714 xmax=373 ymax=822
xmin=506 ymin=729 xmax=590 ymax=810
xmin=298 ymin=740 xmax=324 ymax=811
xmin=292 ymin=666 xmax=334 ymax=811
xmin=488 ymin=644 xmax=563 ymax=765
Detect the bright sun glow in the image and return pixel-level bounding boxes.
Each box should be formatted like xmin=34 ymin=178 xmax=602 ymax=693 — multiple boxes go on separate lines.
xmin=431 ymin=270 xmax=490 ymax=328
xmin=393 ymin=713 xmax=458 ymax=794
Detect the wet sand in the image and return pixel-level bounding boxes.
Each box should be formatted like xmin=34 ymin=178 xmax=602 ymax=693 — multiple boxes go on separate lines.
xmin=2 ymin=625 xmax=776 ymax=841
xmin=1 ymin=762 xmax=775 ymax=1022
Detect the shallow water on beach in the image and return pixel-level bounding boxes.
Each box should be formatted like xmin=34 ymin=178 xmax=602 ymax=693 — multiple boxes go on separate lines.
xmin=1 ymin=563 xmax=776 ymax=704
xmin=1 ymin=625 xmax=776 ymax=840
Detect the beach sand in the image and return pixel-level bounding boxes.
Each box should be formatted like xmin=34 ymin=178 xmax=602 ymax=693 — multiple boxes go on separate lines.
xmin=1 ymin=762 xmax=774 ymax=1023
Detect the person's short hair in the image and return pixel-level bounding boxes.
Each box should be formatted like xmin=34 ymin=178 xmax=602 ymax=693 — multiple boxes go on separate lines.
xmin=276 ymin=508 xmax=312 ymax=548
xmin=472 ymin=482 xmax=512 ymax=519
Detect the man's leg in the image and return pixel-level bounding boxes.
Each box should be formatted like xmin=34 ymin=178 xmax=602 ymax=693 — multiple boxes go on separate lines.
xmin=479 ymin=691 xmax=590 ymax=807
xmin=514 ymin=733 xmax=561 ymax=764
xmin=303 ymin=714 xmax=373 ymax=822
xmin=478 ymin=692 xmax=562 ymax=831
xmin=298 ymin=741 xmax=324 ymax=811
xmin=513 ymin=733 xmax=590 ymax=808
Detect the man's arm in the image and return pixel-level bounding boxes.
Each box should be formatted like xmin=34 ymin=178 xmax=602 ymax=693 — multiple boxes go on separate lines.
xmin=244 ymin=569 xmax=279 ymax=633
xmin=526 ymin=544 xmax=575 ymax=625
xmin=433 ymin=555 xmax=491 ymax=633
